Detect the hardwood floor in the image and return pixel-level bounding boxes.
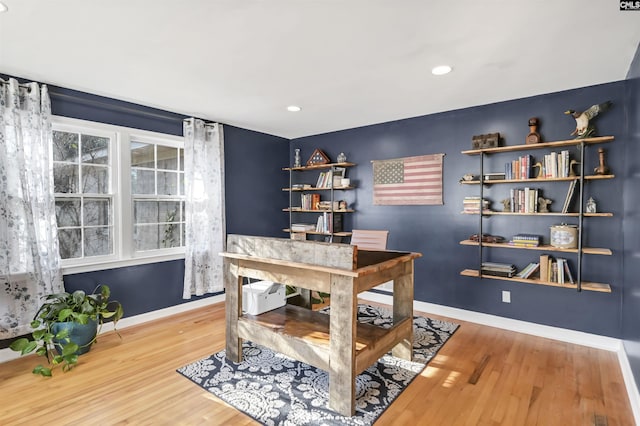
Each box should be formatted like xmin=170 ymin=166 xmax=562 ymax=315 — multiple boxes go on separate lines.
xmin=0 ymin=301 xmax=634 ymax=425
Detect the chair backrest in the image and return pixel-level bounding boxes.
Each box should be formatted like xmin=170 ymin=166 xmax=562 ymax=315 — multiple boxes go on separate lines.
xmin=350 ymin=229 xmax=389 ymax=250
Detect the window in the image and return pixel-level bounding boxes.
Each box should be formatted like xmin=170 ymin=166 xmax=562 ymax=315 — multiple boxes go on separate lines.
xmin=130 ymin=141 xmax=185 ymax=251
xmin=52 ymin=117 xmax=185 ymax=274
xmin=53 ymin=128 xmax=114 ymax=260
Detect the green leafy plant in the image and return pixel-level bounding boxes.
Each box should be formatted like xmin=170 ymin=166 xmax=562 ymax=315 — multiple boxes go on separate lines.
xmin=9 ymin=284 xmax=123 ymax=376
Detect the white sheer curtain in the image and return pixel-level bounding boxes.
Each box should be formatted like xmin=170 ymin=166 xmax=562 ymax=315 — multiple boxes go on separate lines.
xmin=0 ymin=78 xmax=63 ymax=339
xmin=183 ymin=118 xmax=226 ymax=298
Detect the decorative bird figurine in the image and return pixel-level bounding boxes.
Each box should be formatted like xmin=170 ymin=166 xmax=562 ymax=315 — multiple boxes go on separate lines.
xmin=564 ymin=101 xmax=612 ymax=138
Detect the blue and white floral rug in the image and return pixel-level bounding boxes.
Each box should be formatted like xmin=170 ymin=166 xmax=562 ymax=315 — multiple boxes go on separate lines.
xmin=177 ymin=305 xmax=458 ymax=425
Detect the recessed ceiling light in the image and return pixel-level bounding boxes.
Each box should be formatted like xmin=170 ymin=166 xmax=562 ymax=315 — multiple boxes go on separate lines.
xmin=287 ymin=105 xmax=301 ymax=112
xmin=431 ymin=65 xmax=452 ymax=76
xmin=0 ymin=2 xmax=8 ymax=13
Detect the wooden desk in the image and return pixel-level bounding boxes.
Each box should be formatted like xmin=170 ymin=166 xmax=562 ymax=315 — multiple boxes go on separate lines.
xmin=220 ymin=235 xmax=421 ymax=416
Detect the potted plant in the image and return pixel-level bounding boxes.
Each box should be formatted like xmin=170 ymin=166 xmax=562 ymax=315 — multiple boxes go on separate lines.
xmin=9 ymin=284 xmax=123 ymax=376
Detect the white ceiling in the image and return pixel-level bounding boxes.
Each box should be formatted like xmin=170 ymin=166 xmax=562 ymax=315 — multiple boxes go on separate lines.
xmin=1 ymin=1 xmax=639 ymax=139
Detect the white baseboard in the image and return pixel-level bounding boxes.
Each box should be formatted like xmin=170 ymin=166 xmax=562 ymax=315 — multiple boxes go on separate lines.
xmin=0 ymin=294 xmax=225 ymax=364
xmin=360 ymin=291 xmax=620 ymax=351
xmin=618 ymin=344 xmax=640 ymax=424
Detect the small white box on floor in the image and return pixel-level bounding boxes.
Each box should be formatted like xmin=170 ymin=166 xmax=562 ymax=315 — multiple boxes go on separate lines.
xmin=242 ymin=281 xmax=286 ymax=315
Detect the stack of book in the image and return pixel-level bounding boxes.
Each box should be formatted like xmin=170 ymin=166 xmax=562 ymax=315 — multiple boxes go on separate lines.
xmin=481 ymin=262 xmax=517 ymax=278
xmin=291 ymin=223 xmax=316 ymax=232
xmin=482 ymin=172 xmax=506 ymax=181
xmin=509 ymin=234 xmax=541 ymax=247
xmin=463 ymin=197 xmax=490 ymax=214
xmin=542 ymin=150 xmax=571 ymax=178
xmin=516 ymin=262 xmax=540 ymax=279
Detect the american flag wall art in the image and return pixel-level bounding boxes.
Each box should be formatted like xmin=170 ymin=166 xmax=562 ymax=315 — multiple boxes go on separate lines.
xmin=372 ymin=153 xmax=444 ymax=205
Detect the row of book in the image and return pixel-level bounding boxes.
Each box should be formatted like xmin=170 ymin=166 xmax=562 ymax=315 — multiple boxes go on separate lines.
xmin=315 ymin=212 xmax=342 ymax=233
xmin=505 ymin=155 xmax=534 ymax=180
xmin=504 ymin=151 xmax=572 ymax=180
xmin=316 ymin=171 xmax=335 ymax=188
xmin=300 ymin=193 xmax=321 ymax=210
xmin=540 ymin=254 xmax=575 ymax=284
xmin=514 ymin=255 xmax=575 ymax=284
xmin=509 ymin=188 xmax=540 ymax=213
xmin=463 ymin=196 xmax=490 ymax=214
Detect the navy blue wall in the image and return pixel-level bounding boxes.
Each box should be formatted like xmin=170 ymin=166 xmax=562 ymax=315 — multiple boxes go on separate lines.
xmin=293 ymin=82 xmax=627 ymax=337
xmin=623 ymin=45 xmax=640 ymax=395
xmin=1 ymin=74 xmax=288 ymax=323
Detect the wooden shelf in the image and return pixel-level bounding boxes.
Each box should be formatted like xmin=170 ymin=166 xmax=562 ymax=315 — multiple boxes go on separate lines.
xmin=282 ymin=162 xmax=356 ymax=171
xmin=461 ymin=136 xmax=614 ymax=155
xmin=284 ymin=229 xmax=352 ymax=237
xmin=240 ymin=304 xmax=408 ymax=352
xmin=461 ymin=211 xmax=613 ymax=217
xmin=283 ymin=208 xmax=354 ymax=213
xmin=460 ymin=269 xmax=611 ymax=293
xmin=459 ymin=240 xmax=612 ymax=255
xmin=283 ymin=186 xmax=354 ymax=192
xmin=460 ymin=174 xmax=615 ymax=184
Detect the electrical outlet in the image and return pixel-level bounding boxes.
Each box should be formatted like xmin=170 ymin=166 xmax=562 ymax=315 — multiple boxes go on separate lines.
xmin=502 ymin=290 xmax=511 ymax=303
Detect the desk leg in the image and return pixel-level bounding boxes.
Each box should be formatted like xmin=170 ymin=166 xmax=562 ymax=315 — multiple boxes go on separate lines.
xmin=392 ymin=262 xmax=414 ymax=361
xmin=329 ymin=274 xmax=356 ymax=417
xmin=225 ymin=261 xmax=243 ymax=363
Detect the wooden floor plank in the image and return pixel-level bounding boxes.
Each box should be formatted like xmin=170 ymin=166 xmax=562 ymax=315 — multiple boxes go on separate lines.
xmin=0 ymin=301 xmax=635 ymax=425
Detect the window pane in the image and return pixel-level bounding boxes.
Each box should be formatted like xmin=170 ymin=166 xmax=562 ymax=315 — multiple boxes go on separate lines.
xmin=158 ymin=201 xmax=180 ymax=223
xmin=58 ymin=228 xmax=82 ymax=259
xmin=81 ymin=135 xmax=109 ymax=164
xmin=84 ymin=227 xmax=112 ymax=256
xmin=55 ymin=199 xmax=81 ymax=227
xmin=179 ymin=173 xmax=184 ymax=196
xmin=161 ymin=222 xmax=180 ymax=248
xmin=157 ymin=171 xmax=178 ymax=195
xmin=54 ymin=164 xmax=79 ymax=193
xmin=157 ymin=145 xmax=178 ymax=170
xmin=134 ymin=224 xmax=160 ymax=251
xmin=84 ymin=198 xmax=111 ymax=226
xmin=131 ymin=142 xmax=154 ymax=168
xmin=82 ymin=165 xmax=109 ymax=194
xmin=134 ymin=200 xmax=159 ymax=224
xmin=131 ymin=169 xmax=155 ymax=194
xmin=52 ymin=131 xmax=79 ymax=162
xmin=179 ymin=148 xmax=184 ymax=171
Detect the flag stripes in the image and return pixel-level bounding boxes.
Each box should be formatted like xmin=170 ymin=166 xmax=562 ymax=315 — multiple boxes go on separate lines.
xmin=372 ymin=154 xmax=443 ymax=205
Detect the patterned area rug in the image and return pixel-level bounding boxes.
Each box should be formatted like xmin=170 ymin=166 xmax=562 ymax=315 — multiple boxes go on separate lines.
xmin=177 ymin=305 xmax=458 ymax=425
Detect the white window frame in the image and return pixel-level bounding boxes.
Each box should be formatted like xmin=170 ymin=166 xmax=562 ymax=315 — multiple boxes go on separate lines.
xmin=53 ymin=116 xmax=185 ymax=275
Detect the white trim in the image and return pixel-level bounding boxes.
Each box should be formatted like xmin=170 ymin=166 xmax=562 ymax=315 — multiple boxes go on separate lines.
xmin=618 ymin=344 xmax=640 ymax=424
xmin=0 ymin=294 xmax=224 ymax=364
xmin=360 ymin=291 xmax=620 ymax=351
xmin=61 ymin=253 xmax=185 ymax=275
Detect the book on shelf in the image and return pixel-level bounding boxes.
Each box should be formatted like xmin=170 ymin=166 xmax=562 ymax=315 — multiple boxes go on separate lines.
xmin=537 ymin=254 xmax=575 ymax=284
xmin=291 ymin=223 xmax=316 ymax=232
xmin=481 ymin=262 xmax=516 ymax=277
xmin=483 ymin=172 xmax=506 ymax=181
xmin=509 ymin=188 xmax=539 ymax=213
xmin=561 ymin=180 xmax=578 ymax=213
xmin=510 ymin=233 xmax=541 ymax=246
xmin=463 ymin=197 xmax=490 ymax=213
xmin=516 ymin=262 xmax=540 ymax=279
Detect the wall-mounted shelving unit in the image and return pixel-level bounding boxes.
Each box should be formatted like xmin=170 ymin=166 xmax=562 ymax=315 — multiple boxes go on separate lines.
xmin=460 ymin=136 xmax=614 ymax=293
xmin=282 ymin=162 xmax=356 ymax=241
